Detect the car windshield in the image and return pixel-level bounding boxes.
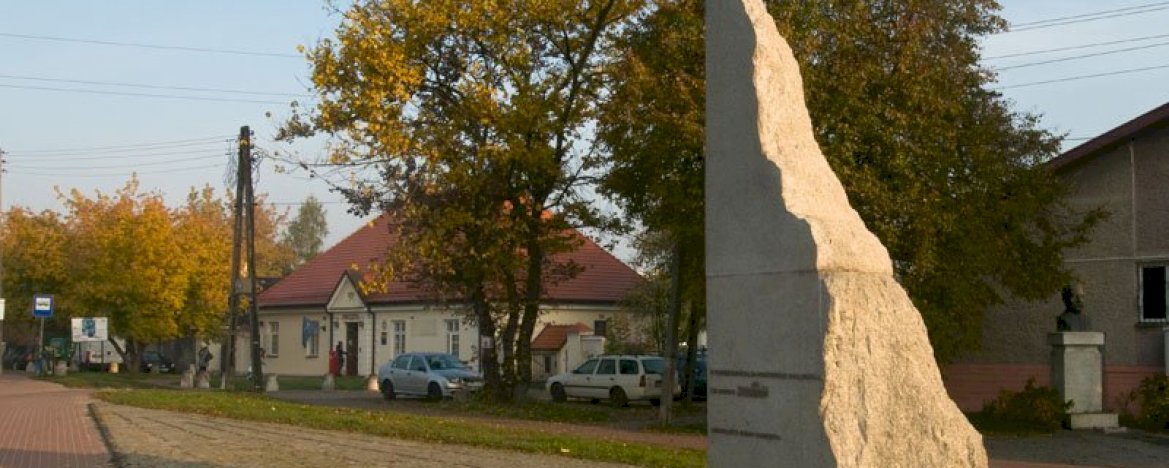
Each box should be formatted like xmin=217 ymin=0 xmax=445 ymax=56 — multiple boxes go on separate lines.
xmin=426 ymin=354 xmax=466 ymax=371
xmin=640 ymin=358 xmax=665 ymax=374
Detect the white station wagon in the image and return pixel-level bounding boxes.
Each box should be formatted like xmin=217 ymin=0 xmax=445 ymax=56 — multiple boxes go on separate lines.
xmin=545 ymin=355 xmax=677 ymax=406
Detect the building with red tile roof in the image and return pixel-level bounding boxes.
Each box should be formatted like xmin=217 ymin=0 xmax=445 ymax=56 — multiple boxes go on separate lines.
xmin=241 ymin=213 xmax=643 ymax=378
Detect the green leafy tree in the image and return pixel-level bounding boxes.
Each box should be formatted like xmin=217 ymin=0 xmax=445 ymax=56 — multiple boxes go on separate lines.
xmin=279 ymin=195 xmax=329 ymax=273
xmin=599 ymin=0 xmax=1101 ymax=361
xmin=284 ymin=0 xmax=642 ymax=398
xmin=596 ymin=0 xmax=706 ymax=401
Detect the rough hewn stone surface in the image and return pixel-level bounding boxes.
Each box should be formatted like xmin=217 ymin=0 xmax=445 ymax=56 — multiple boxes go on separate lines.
xmin=705 ymin=0 xmax=988 ymax=466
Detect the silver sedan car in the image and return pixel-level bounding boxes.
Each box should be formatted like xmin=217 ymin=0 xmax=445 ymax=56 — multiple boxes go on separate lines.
xmin=377 ymin=352 xmax=483 ymax=400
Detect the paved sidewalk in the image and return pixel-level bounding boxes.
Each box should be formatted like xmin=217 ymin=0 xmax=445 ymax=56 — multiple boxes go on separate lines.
xmin=0 ymin=373 xmax=110 ymax=468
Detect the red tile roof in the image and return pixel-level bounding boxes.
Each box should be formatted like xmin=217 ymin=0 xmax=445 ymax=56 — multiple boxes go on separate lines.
xmin=530 ymin=323 xmax=593 ymax=351
xmin=259 ymin=213 xmax=643 ymax=308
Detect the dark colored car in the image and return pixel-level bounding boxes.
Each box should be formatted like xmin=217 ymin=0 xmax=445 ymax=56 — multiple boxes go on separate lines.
xmin=140 ymin=351 xmax=175 ymax=373
xmin=2 ymin=345 xmax=34 ymax=371
xmin=677 ymin=351 xmax=708 ymax=399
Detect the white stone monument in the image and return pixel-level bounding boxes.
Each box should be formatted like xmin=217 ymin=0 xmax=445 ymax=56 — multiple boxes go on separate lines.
xmin=705 ymin=1 xmax=988 ymax=466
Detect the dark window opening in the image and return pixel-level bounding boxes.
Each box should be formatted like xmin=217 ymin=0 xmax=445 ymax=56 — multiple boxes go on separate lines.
xmin=594 ymin=320 xmax=607 ymax=337
xmin=1142 ymin=266 xmax=1167 ymax=321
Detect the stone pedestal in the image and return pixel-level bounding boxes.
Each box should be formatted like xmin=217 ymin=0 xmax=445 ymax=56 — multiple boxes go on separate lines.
xmin=109 ymin=362 xmax=119 ymax=374
xmin=265 ymin=374 xmax=280 ymax=392
xmin=53 ymin=361 xmax=68 ymax=376
xmin=196 ymin=370 xmax=211 ymax=389
xmin=322 ymin=373 xmax=336 ymax=391
xmin=1048 ymin=332 xmax=1117 ymax=429
xmin=180 ymin=368 xmax=196 ymax=388
xmin=366 ymin=375 xmax=379 ymax=392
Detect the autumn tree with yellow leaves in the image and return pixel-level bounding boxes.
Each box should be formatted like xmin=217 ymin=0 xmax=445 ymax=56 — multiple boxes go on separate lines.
xmin=1 ymin=178 xmax=293 ymax=372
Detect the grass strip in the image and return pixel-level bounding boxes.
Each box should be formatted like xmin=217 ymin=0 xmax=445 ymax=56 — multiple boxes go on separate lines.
xmin=96 ymin=389 xmax=704 ymax=468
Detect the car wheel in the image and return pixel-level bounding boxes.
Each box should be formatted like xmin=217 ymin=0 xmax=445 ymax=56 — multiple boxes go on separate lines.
xmin=427 ymin=382 xmax=443 ymax=402
xmin=550 ymin=383 xmax=567 ymax=403
xmin=610 ymin=387 xmax=628 ymax=408
xmin=381 ymin=379 xmax=396 ymax=400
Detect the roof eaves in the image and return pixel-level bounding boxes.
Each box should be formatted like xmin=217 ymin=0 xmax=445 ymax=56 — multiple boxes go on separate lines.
xmin=1047 ymin=101 xmax=1169 ymax=172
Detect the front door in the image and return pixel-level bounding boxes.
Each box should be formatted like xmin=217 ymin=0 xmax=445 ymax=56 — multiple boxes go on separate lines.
xmin=346 ymin=322 xmax=359 ymax=376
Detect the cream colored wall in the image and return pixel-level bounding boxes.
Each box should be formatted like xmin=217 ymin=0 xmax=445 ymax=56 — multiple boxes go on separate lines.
xmin=537 ymin=306 xmax=620 ymax=332
xmin=257 ymin=303 xmax=630 ymax=376
xmin=370 ymin=306 xmax=475 ymax=369
xmin=250 ymin=308 xmax=330 ymax=376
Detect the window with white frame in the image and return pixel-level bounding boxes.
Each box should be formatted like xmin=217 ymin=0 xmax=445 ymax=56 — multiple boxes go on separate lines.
xmin=445 ymin=319 xmax=460 ymax=358
xmin=268 ymin=321 xmax=280 ymax=356
xmin=1141 ymin=266 xmax=1169 ymax=322
xmin=393 ymin=320 xmax=406 ymax=355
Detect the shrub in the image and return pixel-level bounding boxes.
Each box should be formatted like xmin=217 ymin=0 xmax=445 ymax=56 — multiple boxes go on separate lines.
xmin=969 ymin=378 xmax=1070 ymax=434
xmin=1132 ymin=375 xmax=1169 ymax=431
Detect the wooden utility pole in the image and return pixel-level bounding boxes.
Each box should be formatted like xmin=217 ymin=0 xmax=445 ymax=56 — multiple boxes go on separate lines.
xmin=220 ymin=129 xmax=246 ymax=388
xmin=221 ymin=127 xmax=257 ymax=390
xmin=242 ymin=127 xmax=263 ymax=392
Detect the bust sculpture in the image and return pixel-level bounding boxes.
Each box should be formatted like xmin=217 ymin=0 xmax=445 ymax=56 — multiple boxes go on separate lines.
xmin=1056 ymin=284 xmax=1090 ymax=332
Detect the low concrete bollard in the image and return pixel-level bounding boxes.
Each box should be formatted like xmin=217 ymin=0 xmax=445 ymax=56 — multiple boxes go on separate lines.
xmin=322 ymin=373 xmax=335 ymax=391
xmin=180 ymin=368 xmax=195 ymax=389
xmin=265 ymin=374 xmax=280 ymax=392
xmin=109 ymin=362 xmax=119 ymax=374
xmin=366 ymin=375 xmax=379 ymax=392
xmin=196 ymin=370 xmax=211 ymax=389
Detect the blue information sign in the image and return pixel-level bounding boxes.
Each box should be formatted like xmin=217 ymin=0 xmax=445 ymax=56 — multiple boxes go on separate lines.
xmin=32 ymin=294 xmax=54 ymax=318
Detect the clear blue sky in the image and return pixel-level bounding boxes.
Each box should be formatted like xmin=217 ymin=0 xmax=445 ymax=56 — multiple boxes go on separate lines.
xmin=1 ymin=1 xmax=1168 ymax=252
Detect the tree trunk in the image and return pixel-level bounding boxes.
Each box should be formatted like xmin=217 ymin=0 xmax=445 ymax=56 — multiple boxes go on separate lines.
xmin=682 ymin=300 xmax=700 ymax=405
xmin=497 ymin=270 xmax=521 ymax=401
xmin=516 ymin=233 xmax=544 ymax=398
xmin=471 ymin=285 xmax=502 ymax=399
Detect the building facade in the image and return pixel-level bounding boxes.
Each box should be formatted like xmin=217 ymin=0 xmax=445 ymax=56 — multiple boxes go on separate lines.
xmin=243 ymin=214 xmax=642 ymax=378
xmin=944 ymin=102 xmax=1169 ymax=412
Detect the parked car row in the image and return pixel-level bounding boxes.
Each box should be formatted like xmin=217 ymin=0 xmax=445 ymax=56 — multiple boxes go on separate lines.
xmin=373 ymin=350 xmax=702 ymax=406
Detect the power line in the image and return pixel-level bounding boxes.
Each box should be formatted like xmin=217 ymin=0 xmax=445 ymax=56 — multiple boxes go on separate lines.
xmin=266 ymin=201 xmax=350 ymax=206
xmin=8 ymin=153 xmax=221 ymax=171
xmin=6 ymin=136 xmax=230 ymax=154
xmin=997 ymin=62 xmax=1169 ymax=89
xmin=0 ymin=74 xmax=312 ymax=98
xmin=1006 ymin=1 xmax=1169 ymax=32
xmin=0 ymin=32 xmax=302 ymax=59
xmin=0 ymin=83 xmax=292 ymax=105
xmin=8 ymin=146 xmax=228 ymax=160
xmin=985 ymin=32 xmax=1169 ymax=60
xmin=996 ymin=40 xmax=1169 ymax=71
xmin=9 ymin=162 xmax=227 ymax=178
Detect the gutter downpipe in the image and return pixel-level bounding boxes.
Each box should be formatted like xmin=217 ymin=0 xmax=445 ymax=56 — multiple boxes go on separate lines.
xmin=326 ymin=306 xmax=333 ymax=369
